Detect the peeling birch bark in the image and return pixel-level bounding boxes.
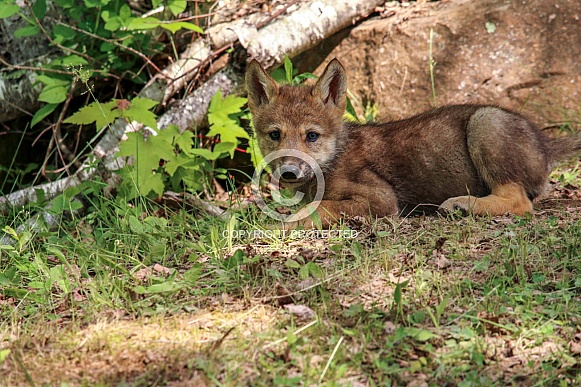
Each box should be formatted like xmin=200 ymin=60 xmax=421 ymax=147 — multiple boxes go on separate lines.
xmin=244 ymin=0 xmax=384 ymax=68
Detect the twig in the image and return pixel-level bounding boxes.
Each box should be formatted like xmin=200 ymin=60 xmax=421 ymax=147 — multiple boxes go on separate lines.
xmin=209 ymin=327 xmax=235 ymax=352
xmin=0 ymin=56 xmax=73 ymax=76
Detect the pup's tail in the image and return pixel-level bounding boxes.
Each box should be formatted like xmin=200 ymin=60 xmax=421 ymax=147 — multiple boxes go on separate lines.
xmin=549 ymin=132 xmax=581 ymax=162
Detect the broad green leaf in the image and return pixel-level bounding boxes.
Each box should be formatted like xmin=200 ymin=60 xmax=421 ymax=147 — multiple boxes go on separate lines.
xmin=53 ymin=55 xmax=88 ymax=66
xmin=409 ymin=328 xmax=438 ymax=342
xmin=285 ymin=259 xmax=301 ymax=269
xmin=207 ymin=91 xmax=249 ymax=157
xmin=129 ymin=97 xmax=158 ymax=111
xmin=2 ymin=226 xmax=18 ymax=241
xmin=36 ymin=74 xmax=70 ymax=86
xmin=172 ymin=167 xmax=204 ymax=192
xmin=31 ymin=103 xmax=58 ymax=127
xmin=14 ymin=25 xmax=40 ymax=38
xmin=104 ymin=17 xmax=122 ymax=32
xmin=118 ymin=131 xmax=174 ymax=196
xmin=127 ymin=17 xmax=161 ymax=30
xmin=54 ymin=0 xmax=74 ymax=7
xmin=38 ymin=85 xmax=68 ymax=104
xmin=83 ymin=0 xmax=109 ymax=8
xmin=64 ymin=101 xmax=121 ymax=130
xmin=0 ymin=4 xmax=19 ymax=19
xmin=53 ymin=24 xmax=75 ymax=44
xmin=212 ymin=141 xmax=235 ymax=156
xmin=171 ymin=127 xmax=194 ymax=153
xmin=123 ymin=97 xmax=158 ymax=129
xmin=64 ymin=100 xmax=119 ymax=128
xmin=100 ymin=41 xmax=116 ymax=52
xmin=160 ymin=21 xmax=203 ymax=34
xmin=32 ymin=0 xmax=47 ymax=19
xmin=133 ymin=281 xmax=182 ymax=294
xmin=119 ymin=3 xmax=132 ymax=19
xmin=183 ymin=265 xmax=201 ymax=283
xmin=163 ymin=153 xmax=191 ymax=176
xmin=190 ymin=148 xmax=222 ymax=160
xmin=167 ymin=0 xmax=187 ymax=16
xmin=0 ymin=349 xmax=10 ymax=364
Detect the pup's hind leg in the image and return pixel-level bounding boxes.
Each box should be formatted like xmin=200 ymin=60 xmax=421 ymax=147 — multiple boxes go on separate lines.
xmin=439 ymin=107 xmax=550 ymax=216
xmin=439 ymin=183 xmax=533 ymax=216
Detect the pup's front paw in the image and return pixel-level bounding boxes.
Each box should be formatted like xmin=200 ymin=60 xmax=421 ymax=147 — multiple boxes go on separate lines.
xmin=438 ymin=196 xmax=477 ymax=216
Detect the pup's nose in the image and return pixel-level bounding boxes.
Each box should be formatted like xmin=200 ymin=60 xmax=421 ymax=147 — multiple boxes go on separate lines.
xmin=280 ymin=165 xmax=302 ymax=181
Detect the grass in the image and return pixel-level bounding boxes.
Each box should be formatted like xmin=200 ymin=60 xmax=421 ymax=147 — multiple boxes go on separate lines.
xmin=1 ymin=164 xmax=581 ymax=386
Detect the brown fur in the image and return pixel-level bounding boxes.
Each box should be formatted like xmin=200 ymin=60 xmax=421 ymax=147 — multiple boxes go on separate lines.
xmin=246 ymin=59 xmax=581 ymax=227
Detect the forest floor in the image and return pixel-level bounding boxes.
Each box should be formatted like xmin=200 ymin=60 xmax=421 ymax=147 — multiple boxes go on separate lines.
xmin=1 ymin=162 xmax=581 ymax=386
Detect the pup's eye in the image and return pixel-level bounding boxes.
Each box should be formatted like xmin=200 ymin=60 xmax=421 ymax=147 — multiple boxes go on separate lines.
xmin=306 ymin=132 xmax=319 ymax=142
xmin=269 ymin=131 xmax=281 ymax=140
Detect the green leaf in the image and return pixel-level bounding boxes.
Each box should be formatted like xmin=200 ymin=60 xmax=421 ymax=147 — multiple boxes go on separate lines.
xmin=345 ymin=96 xmax=358 ymax=122
xmin=0 ymin=4 xmax=19 ymax=19
xmin=410 ymin=328 xmax=437 ymax=342
xmin=485 ymin=21 xmax=496 ymax=34
xmin=286 ymin=259 xmax=302 ymax=269
xmin=83 ymin=0 xmax=109 ymax=8
xmin=123 ymin=97 xmax=158 ymax=129
xmin=104 ymin=17 xmax=122 ymax=32
xmin=36 ymin=75 xmax=70 ymax=86
xmin=183 ymin=264 xmax=201 ymax=283
xmin=100 ymin=42 xmax=116 ymax=52
xmin=54 ymin=0 xmax=74 ymax=7
xmin=64 ymin=100 xmax=119 ymax=128
xmin=14 ymin=25 xmax=40 ymax=38
xmin=160 ymin=21 xmax=203 ymax=34
xmin=163 ymin=153 xmax=196 ymax=176
xmin=38 ymin=85 xmax=68 ymax=104
xmin=167 ymin=0 xmax=187 ymax=16
xmin=212 ymin=141 xmax=235 ymax=157
xmin=127 ymin=17 xmax=161 ymax=30
xmin=171 ymin=126 xmax=194 ymax=153
xmin=284 ymin=55 xmax=293 ymax=83
xmin=0 ymin=349 xmax=10 ymax=364
xmin=133 ymin=281 xmax=183 ymax=294
xmin=32 ymin=0 xmax=47 ymax=19
xmin=207 ymin=90 xmax=249 ymax=157
xmin=31 ymin=103 xmax=58 ymax=127
xmin=118 ymin=131 xmax=174 ymax=197
xmin=292 ymin=72 xmax=317 ymax=85
xmin=247 ymin=134 xmax=264 ymax=167
xmin=53 ymin=24 xmax=75 ymax=43
xmin=2 ymin=226 xmax=18 ymax=241
xmin=52 ymin=55 xmax=88 ymax=66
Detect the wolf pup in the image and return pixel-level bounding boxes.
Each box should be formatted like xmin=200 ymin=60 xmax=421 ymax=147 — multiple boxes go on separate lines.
xmin=246 ymin=58 xmax=581 ymax=227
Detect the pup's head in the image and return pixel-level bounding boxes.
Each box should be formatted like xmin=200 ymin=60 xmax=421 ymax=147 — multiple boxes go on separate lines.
xmin=246 ymin=58 xmax=348 ymax=187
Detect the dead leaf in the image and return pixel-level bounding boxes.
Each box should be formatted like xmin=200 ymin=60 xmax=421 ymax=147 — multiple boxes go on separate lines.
xmin=153 ymin=263 xmax=172 ymax=275
xmin=283 ymin=304 xmax=316 ymax=321
xmin=430 ymin=251 xmax=452 ymax=269
xmin=384 ymin=320 xmax=397 ymax=334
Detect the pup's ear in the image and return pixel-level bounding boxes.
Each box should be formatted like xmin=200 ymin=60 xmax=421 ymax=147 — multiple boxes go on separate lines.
xmin=245 ymin=60 xmax=279 ymax=111
xmin=313 ymin=58 xmax=347 ymax=111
